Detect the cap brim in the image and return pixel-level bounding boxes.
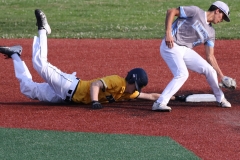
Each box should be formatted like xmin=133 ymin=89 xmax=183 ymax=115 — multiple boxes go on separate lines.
xmin=135 ymin=81 xmax=141 ymax=92
xmin=223 ymin=15 xmax=230 ymax=22
xmin=220 ymin=9 xmax=230 ymax=22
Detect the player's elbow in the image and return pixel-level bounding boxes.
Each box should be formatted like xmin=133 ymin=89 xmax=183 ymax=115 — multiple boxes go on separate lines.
xmin=91 ymin=81 xmax=100 ymax=88
xmin=167 ymin=8 xmax=180 ymax=16
xmin=91 ymin=80 xmax=104 ymax=91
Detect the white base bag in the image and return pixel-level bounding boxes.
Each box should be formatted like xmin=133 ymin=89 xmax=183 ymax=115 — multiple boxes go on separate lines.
xmin=185 ymin=94 xmax=216 ymax=102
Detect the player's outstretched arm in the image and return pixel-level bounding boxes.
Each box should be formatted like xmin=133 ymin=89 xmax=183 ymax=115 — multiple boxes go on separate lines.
xmin=138 ymin=92 xmax=176 ymax=101
xmin=90 ymin=80 xmax=104 ymax=109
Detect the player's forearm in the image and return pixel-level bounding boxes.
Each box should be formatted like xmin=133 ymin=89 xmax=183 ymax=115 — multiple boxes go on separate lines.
xmin=165 ymin=9 xmax=174 ymax=35
xmin=206 ymin=54 xmax=224 ymax=79
xmin=165 ymin=8 xmax=179 ymax=34
xmin=150 ymin=93 xmax=161 ymax=100
xmin=138 ymin=93 xmax=158 ymax=100
xmin=90 ymin=83 xmax=100 ymax=101
xmin=210 ymin=57 xmax=224 ymax=79
xmin=205 ymin=46 xmax=224 ymax=79
xmin=151 ymin=93 xmax=176 ymax=101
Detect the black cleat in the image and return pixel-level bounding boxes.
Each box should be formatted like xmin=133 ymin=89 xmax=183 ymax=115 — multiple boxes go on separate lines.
xmin=0 ymin=45 xmax=22 ymax=58
xmin=35 ymin=9 xmax=51 ymax=34
xmin=175 ymin=94 xmax=193 ymax=102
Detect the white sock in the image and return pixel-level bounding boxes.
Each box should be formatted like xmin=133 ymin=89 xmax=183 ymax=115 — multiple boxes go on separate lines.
xmin=11 ymin=53 xmax=22 ymax=62
xmin=38 ymin=29 xmax=46 ymax=36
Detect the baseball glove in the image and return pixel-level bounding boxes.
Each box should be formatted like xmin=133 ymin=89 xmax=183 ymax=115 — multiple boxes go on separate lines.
xmin=219 ymin=76 xmax=236 ymax=90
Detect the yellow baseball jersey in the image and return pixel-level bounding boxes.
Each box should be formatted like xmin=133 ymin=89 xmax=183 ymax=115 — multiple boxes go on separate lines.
xmin=71 ymin=75 xmax=140 ymax=104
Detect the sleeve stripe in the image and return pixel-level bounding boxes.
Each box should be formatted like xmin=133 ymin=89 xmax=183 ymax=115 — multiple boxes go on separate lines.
xmin=179 ymin=6 xmax=187 ymax=18
xmin=206 ymin=40 xmax=214 ymax=47
xmin=172 ymin=19 xmax=186 ymax=36
xmin=100 ymin=79 xmax=107 ymax=92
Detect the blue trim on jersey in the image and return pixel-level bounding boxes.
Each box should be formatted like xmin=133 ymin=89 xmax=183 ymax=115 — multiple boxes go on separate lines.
xmin=171 ymin=6 xmax=187 ymax=36
xmin=179 ymin=6 xmax=187 ymax=18
xmin=171 ymin=21 xmax=177 ymax=36
xmin=206 ymin=40 xmax=214 ymax=47
xmin=192 ymin=20 xmax=209 ymax=42
xmin=171 ymin=19 xmax=186 ymax=36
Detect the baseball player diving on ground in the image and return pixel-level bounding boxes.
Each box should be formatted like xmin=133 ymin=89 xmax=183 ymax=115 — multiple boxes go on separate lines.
xmin=0 ymin=9 xmax=187 ymax=110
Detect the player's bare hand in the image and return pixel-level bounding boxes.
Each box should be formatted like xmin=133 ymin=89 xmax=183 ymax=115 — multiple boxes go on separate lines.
xmin=165 ymin=34 xmax=174 ymax=48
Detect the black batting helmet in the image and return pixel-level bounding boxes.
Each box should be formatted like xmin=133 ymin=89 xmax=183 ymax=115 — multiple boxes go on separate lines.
xmin=125 ymin=68 xmax=148 ymax=92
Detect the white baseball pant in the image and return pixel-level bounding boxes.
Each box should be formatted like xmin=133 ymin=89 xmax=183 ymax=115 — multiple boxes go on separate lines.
xmin=13 ymin=60 xmax=63 ymax=103
xmin=157 ymin=40 xmax=224 ymax=105
xmin=14 ymin=30 xmax=79 ymax=103
xmin=31 ymin=31 xmax=79 ymax=102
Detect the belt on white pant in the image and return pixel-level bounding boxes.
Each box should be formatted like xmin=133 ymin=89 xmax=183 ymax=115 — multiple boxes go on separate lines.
xmin=65 ymin=77 xmax=80 ymax=102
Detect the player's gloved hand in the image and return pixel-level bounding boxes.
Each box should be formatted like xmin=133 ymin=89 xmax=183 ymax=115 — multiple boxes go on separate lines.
xmin=219 ymin=76 xmax=236 ymax=90
xmin=92 ymin=101 xmax=103 ymax=109
xmin=175 ymin=94 xmax=192 ymax=102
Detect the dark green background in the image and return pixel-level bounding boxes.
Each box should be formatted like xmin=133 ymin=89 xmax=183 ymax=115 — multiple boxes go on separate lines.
xmin=0 ymin=128 xmax=200 ymax=160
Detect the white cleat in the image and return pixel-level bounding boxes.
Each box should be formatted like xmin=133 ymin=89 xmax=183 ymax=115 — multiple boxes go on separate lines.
xmin=219 ymin=98 xmax=231 ymax=108
xmin=152 ymin=101 xmax=171 ymax=112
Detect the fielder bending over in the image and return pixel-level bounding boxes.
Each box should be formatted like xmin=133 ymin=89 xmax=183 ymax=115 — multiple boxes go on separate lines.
xmin=152 ymin=1 xmax=234 ymax=111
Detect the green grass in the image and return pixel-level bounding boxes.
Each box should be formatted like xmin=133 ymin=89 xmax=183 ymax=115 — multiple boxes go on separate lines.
xmin=0 ymin=128 xmax=200 ymax=160
xmin=0 ymin=0 xmax=239 ymax=39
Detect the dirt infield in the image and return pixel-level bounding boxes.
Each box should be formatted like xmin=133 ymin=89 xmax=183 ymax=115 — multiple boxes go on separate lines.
xmin=0 ymin=39 xmax=240 ymax=160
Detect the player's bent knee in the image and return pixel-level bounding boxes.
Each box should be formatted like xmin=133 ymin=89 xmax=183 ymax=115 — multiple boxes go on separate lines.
xmin=203 ymin=66 xmax=217 ymax=76
xmin=174 ymin=72 xmax=189 ymax=82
